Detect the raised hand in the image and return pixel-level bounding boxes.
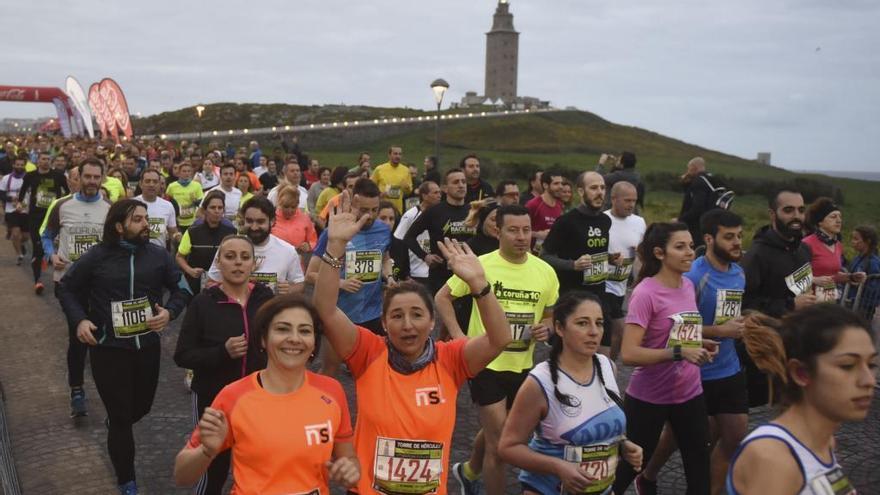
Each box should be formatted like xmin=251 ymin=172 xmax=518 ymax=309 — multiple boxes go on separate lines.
xmin=436 ymin=238 xmax=487 ymax=292
xmin=327 ymin=190 xmax=368 ymax=245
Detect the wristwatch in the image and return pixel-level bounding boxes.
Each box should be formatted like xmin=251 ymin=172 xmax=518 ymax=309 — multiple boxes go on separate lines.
xmin=672 ymin=345 xmax=683 ymax=362
xmin=472 ymin=283 xmax=492 ymax=299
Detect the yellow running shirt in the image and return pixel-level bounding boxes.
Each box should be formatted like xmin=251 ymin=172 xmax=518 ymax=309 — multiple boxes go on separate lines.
xmin=371 ymin=162 xmax=412 ymax=213
xmin=446 ymin=250 xmax=559 ymax=373
xmin=165 ymin=180 xmax=204 ymax=227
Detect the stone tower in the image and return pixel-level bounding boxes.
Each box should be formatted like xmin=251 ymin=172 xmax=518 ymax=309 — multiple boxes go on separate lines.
xmin=484 ymin=0 xmax=519 ymax=103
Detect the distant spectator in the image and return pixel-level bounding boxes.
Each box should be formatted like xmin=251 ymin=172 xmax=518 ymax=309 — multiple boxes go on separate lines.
xmin=847 ymin=225 xmax=880 ymax=320
xmin=676 ymin=156 xmax=714 ymax=248
xmin=603 ymin=151 xmax=644 ymax=210
xmin=519 ymin=169 xmax=543 ymax=206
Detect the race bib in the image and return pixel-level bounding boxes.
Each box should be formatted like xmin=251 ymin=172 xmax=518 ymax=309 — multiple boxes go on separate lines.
xmin=784 ymin=263 xmax=813 ymax=297
xmin=148 ymin=218 xmax=165 ymax=240
xmin=251 ymin=272 xmax=279 ymax=293
xmin=373 ymin=437 xmax=443 ymax=495
xmin=405 ymin=196 xmax=420 ymax=211
xmin=582 ymin=253 xmax=609 ymax=285
xmin=346 ymin=249 xmax=382 ymax=282
xmin=714 ymin=289 xmax=743 ymax=325
xmin=808 ymin=466 xmax=856 ymax=495
xmin=386 ymin=185 xmax=402 ymax=199
xmin=561 ymin=443 xmax=619 ymax=494
xmin=110 ymin=296 xmax=154 ymax=338
xmin=813 ymin=280 xmax=839 ymax=303
xmin=69 ymin=233 xmax=100 ymax=261
xmin=36 ymin=189 xmax=56 ymax=209
xmin=607 ymin=257 xmax=633 ymax=283
xmin=179 ymin=205 xmax=195 ymax=219
xmin=504 ymin=311 xmax=534 ymax=352
xmin=668 ymin=311 xmax=703 ymax=348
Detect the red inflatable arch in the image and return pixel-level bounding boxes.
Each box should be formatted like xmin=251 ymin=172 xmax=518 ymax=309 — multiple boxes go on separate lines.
xmin=0 ymin=85 xmax=82 ymax=138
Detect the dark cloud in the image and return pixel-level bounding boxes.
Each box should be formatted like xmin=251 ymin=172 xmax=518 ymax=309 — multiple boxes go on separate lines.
xmin=3 ymin=0 xmax=878 ymax=171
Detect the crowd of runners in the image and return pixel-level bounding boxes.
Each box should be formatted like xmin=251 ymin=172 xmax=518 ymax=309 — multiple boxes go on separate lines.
xmin=0 ymin=133 xmax=877 ymax=495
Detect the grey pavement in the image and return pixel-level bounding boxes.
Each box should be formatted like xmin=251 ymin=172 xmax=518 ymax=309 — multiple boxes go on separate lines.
xmin=0 ymin=239 xmax=878 ymax=494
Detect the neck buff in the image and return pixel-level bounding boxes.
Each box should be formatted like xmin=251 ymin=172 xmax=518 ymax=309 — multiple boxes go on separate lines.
xmin=386 ymin=336 xmax=436 ymax=374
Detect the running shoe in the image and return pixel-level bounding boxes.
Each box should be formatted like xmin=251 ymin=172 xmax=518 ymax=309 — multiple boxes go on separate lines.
xmin=117 ymin=480 xmax=138 ymax=495
xmin=634 ymin=474 xmax=658 ymax=495
xmin=34 ymin=282 xmax=44 ymax=295
xmin=184 ymin=369 xmax=193 ymax=391
xmin=69 ymin=387 xmax=87 ymax=418
xmin=16 ymin=255 xmax=23 ymax=266
xmin=451 ymin=462 xmax=482 ymax=495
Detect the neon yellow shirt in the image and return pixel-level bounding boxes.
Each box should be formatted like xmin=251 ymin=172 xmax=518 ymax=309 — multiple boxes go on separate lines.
xmin=315 ymin=186 xmax=339 ymax=216
xmin=25 ymin=161 xmax=36 ymax=173
xmin=447 ymin=251 xmax=559 ymax=373
xmin=103 ymin=176 xmax=126 ymax=202
xmin=177 ymin=229 xmax=193 ymax=256
xmin=166 ymin=180 xmax=204 ymax=227
xmin=370 ymin=162 xmax=412 ymax=213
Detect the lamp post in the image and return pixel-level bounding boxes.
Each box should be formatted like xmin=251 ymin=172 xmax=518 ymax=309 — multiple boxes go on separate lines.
xmin=195 ymin=105 xmax=206 ymax=147
xmin=430 ymin=78 xmax=449 ymax=168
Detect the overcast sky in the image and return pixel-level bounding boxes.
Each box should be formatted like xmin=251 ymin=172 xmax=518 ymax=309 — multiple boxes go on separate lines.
xmin=4 ymin=0 xmax=878 ymax=171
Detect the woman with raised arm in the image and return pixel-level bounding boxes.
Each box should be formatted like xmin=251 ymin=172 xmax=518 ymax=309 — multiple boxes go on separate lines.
xmin=174 ymin=294 xmax=360 ymax=494
xmin=727 ymin=304 xmax=876 ymax=495
xmin=313 ymin=190 xmax=511 ymax=495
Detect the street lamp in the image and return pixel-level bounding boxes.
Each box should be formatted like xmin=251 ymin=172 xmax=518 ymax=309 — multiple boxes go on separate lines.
xmin=195 ymin=105 xmax=206 ymax=146
xmin=430 ymin=78 xmax=449 ymax=168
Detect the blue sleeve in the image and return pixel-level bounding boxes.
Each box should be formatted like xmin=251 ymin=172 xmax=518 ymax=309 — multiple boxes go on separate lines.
xmin=41 ymin=228 xmax=56 ymax=257
xmin=314 ymin=230 xmax=328 ymax=256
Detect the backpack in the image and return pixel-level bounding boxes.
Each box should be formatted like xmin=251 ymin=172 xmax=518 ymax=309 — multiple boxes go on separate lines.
xmin=699 ymin=174 xmax=735 ymax=210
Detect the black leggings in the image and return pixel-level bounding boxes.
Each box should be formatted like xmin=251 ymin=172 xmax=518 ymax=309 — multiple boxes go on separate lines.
xmin=613 ymin=393 xmax=711 ymax=495
xmin=90 ymin=345 xmax=161 ymax=485
xmin=55 ymin=284 xmax=89 ymax=387
xmin=192 ymin=391 xmax=231 ymax=495
xmin=28 ymin=218 xmax=43 ymax=283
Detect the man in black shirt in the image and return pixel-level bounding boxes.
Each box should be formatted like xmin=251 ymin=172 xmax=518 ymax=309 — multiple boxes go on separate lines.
xmin=461 ymin=154 xmax=494 ymax=203
xmin=541 ymin=171 xmax=616 ymax=350
xmin=677 ymin=156 xmax=715 ymax=248
xmin=18 ymin=151 xmax=69 ymax=294
xmin=403 ymin=169 xmax=476 ymax=295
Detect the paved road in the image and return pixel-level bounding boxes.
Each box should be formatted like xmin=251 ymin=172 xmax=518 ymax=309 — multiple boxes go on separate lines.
xmin=0 ymin=241 xmax=877 ymax=494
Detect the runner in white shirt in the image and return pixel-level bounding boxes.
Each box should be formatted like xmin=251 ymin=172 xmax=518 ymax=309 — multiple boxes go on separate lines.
xmin=393 ymin=180 xmax=441 ymax=285
xmin=205 ymin=163 xmax=242 ymax=222
xmin=0 ymin=154 xmax=28 ymax=264
xmin=267 ymin=158 xmax=308 ymax=210
xmin=194 ymin=157 xmax=220 ymax=191
xmin=206 ymin=196 xmax=304 ymax=293
xmin=604 ymin=181 xmax=646 ymax=360
xmin=135 ymin=169 xmax=179 ymax=248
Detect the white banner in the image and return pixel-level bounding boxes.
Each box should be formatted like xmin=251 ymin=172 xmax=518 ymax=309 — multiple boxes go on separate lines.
xmin=65 ymin=76 xmax=95 ymax=138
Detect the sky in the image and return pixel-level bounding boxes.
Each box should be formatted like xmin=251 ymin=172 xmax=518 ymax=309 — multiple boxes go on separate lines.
xmin=3 ymin=0 xmax=878 ymax=172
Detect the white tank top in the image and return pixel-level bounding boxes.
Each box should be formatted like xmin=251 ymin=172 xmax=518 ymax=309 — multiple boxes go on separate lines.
xmin=727 ymin=423 xmax=856 ymax=495
xmin=520 ymin=356 xmax=626 ymax=495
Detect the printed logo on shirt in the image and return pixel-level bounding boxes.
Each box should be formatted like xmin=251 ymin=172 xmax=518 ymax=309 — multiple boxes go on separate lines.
xmin=441 ymin=219 xmax=476 ymax=237
xmin=586 ymin=226 xmax=608 ymax=249
xmin=304 ymin=420 xmax=332 ymax=446
xmin=414 ymin=386 xmax=446 ymax=406
xmin=492 ymin=280 xmax=541 ymax=303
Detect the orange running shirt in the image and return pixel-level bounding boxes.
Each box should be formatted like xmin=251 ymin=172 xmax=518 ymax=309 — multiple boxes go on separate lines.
xmin=345 ymin=327 xmax=472 ymax=495
xmin=186 ymin=371 xmax=353 ymax=495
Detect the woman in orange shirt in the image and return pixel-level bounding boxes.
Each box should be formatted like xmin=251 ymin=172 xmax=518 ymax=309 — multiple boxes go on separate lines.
xmin=174 ymin=295 xmax=360 ymax=495
xmin=314 ymin=191 xmax=511 ymax=495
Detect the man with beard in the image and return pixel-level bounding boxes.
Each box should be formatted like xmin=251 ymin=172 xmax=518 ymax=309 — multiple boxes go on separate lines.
xmin=134 ymin=169 xmax=179 ymax=248
xmin=635 ymin=209 xmax=748 ymax=495
xmin=525 ymin=169 xmax=565 ymax=252
xmin=741 ymin=188 xmax=814 ymax=408
xmin=0 ymin=153 xmax=29 ymax=265
xmin=40 ymin=158 xmax=112 ymax=418
xmin=206 ymin=196 xmax=305 ymax=294
xmin=57 ymin=199 xmax=192 ymax=495
xmin=307 ymin=179 xmax=392 ymax=375
xmin=17 ymin=151 xmax=69 ymax=294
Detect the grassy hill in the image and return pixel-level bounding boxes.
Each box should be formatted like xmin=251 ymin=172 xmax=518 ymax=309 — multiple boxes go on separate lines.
xmin=136 ymin=104 xmax=879 ymax=250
